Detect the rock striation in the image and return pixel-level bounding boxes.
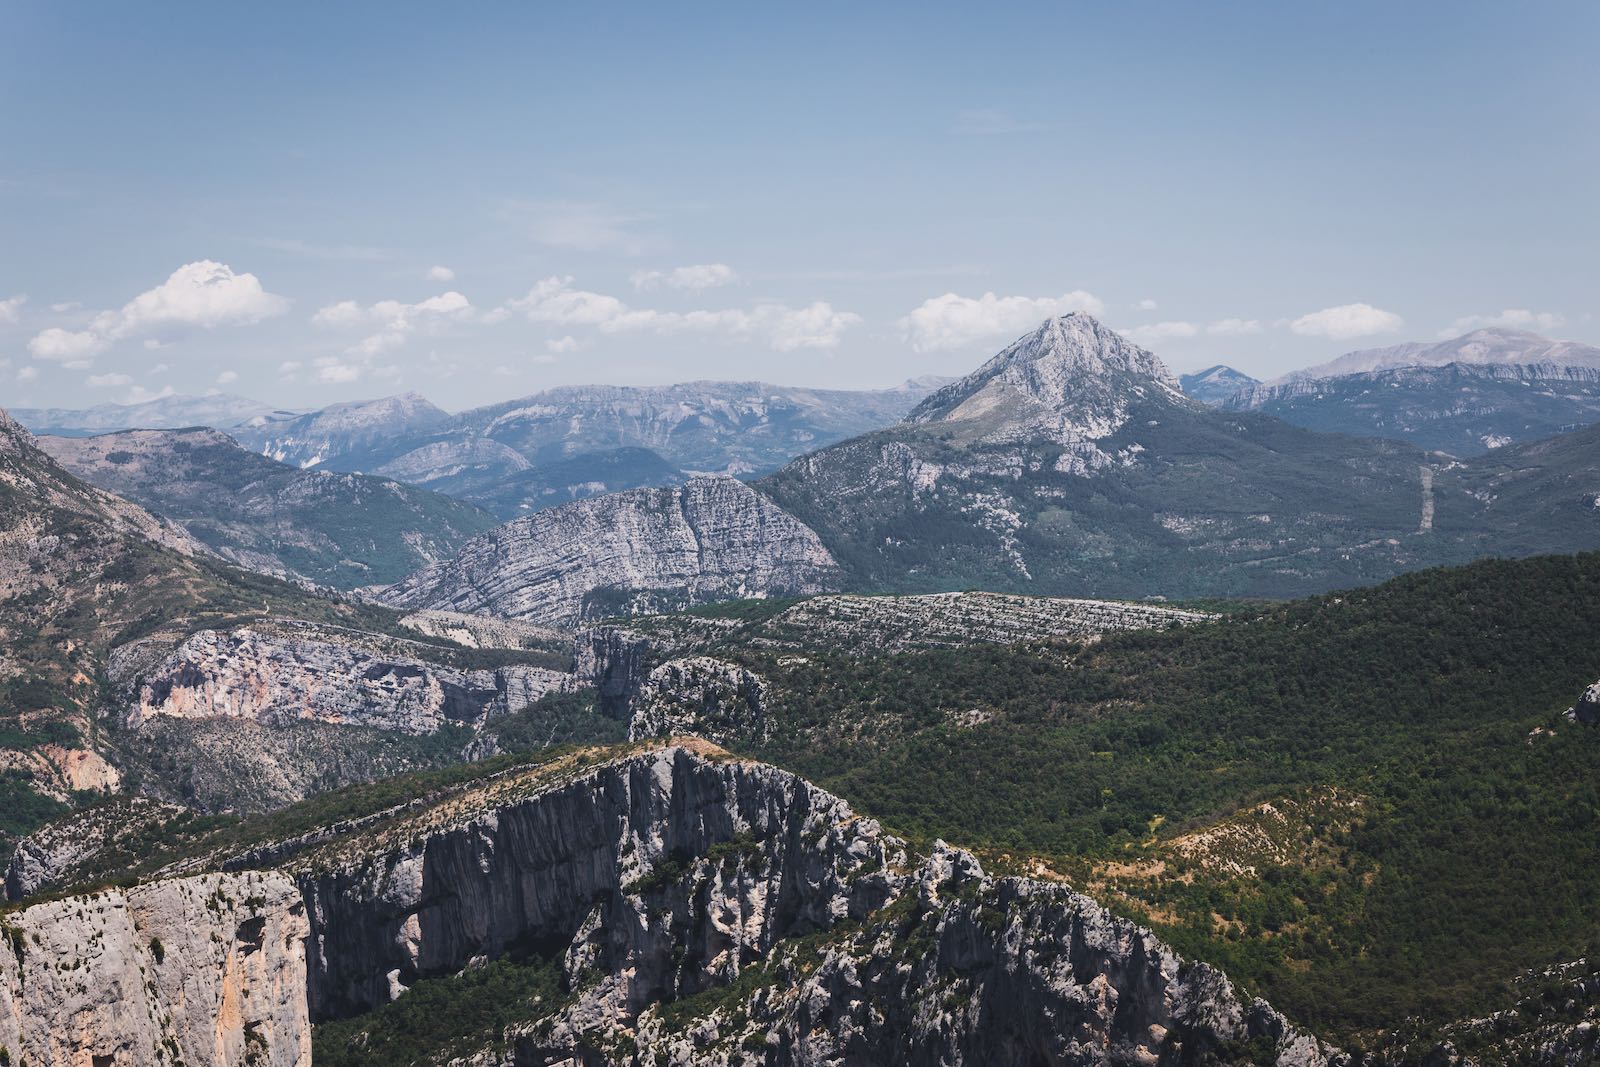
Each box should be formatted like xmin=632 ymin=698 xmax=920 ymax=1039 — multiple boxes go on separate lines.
xmin=3 ymin=743 xmax=1340 ymax=1065
xmin=274 ymin=744 xmax=1337 ymax=1065
xmin=127 ymin=624 xmax=574 ymax=735
xmin=379 ymin=476 xmax=842 ymax=627
xmin=0 ymin=870 xmax=310 ymax=1067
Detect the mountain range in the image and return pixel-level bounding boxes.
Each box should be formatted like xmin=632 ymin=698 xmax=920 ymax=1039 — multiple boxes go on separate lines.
xmin=382 ymin=314 xmax=1600 ymax=625
xmin=37 ymin=427 xmax=496 ymax=588
xmin=1213 ymin=328 xmax=1600 ymax=453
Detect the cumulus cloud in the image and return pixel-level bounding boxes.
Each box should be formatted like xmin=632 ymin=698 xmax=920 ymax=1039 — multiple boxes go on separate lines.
xmin=312 ymin=290 xmax=476 ymax=356
xmin=630 ymin=263 xmax=737 ymax=292
xmin=25 ymin=261 xmax=286 ymax=366
xmin=86 ymin=372 xmax=133 ymax=387
xmin=216 ymin=370 xmax=239 ymax=385
xmin=1290 ymin=302 xmax=1404 ymax=340
xmin=545 ymin=335 xmax=584 ymax=353
xmin=1443 ymin=308 xmax=1564 ymax=336
xmin=0 ymin=294 xmax=25 ymax=323
xmin=427 ymin=265 xmax=456 ymax=282
xmin=16 ymin=366 xmax=38 ymax=383
xmin=898 ymin=289 xmax=1105 ymax=352
xmin=1133 ymin=298 xmax=1158 ymax=311
xmin=506 ymin=276 xmax=859 ymax=351
xmin=107 ymin=260 xmax=288 ymax=337
xmin=29 ymin=327 xmax=107 ymax=364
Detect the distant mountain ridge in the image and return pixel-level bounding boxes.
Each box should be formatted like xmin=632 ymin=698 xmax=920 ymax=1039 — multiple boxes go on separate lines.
xmin=38 ymin=427 xmax=497 ymax=588
xmin=1179 ymin=364 xmax=1259 ymax=404
xmin=10 ymin=392 xmax=295 ymax=436
xmin=1223 ymin=328 xmax=1600 ymax=453
xmin=1274 ymin=326 xmax=1600 ymax=383
xmin=388 ymin=314 xmax=1600 ymax=622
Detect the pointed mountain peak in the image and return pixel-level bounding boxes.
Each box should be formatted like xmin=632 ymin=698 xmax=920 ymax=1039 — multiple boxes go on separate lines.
xmin=906 ymin=313 xmax=1184 ymax=430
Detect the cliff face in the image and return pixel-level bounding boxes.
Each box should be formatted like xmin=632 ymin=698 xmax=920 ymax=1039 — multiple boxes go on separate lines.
xmin=128 ymin=625 xmax=574 ymax=735
xmin=379 ymin=476 xmax=841 ymax=627
xmin=0 ymin=870 xmax=309 ymax=1067
xmin=284 ymin=745 xmax=1333 ymax=1065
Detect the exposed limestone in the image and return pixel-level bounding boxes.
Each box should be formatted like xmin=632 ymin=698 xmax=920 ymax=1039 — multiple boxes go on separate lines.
xmin=128 ymin=625 xmax=574 ymax=735
xmin=378 ymin=476 xmax=842 ymax=628
xmin=268 ymin=744 xmax=1335 ymax=1065
xmin=1564 ymin=681 xmax=1600 ymax=725
xmin=629 ymin=657 xmax=769 ymax=743
xmin=0 ymin=870 xmax=310 ymax=1067
xmin=758 ymin=590 xmax=1214 ymax=651
xmin=5 ymin=796 xmax=183 ymax=901
xmin=398 ymin=609 xmax=568 ymax=650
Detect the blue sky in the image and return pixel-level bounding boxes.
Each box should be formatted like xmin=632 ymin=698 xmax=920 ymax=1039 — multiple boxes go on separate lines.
xmin=2 ymin=1 xmax=1596 ymax=411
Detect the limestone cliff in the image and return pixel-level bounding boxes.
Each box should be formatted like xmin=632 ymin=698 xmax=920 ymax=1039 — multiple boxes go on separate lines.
xmin=378 ymin=476 xmax=841 ymax=627
xmin=126 ymin=624 xmax=574 ymax=735
xmin=0 ymin=870 xmax=309 ymax=1067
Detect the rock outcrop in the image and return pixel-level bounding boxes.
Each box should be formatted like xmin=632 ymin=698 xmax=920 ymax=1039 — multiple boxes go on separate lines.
xmin=127 ymin=625 xmax=574 ymax=735
xmin=629 ymin=657 xmax=769 ymax=743
xmin=274 ymin=744 xmax=1337 ymax=1065
xmin=0 ymin=870 xmax=310 ymax=1067
xmin=1565 ymin=680 xmax=1600 ymax=725
xmin=379 ymin=476 xmax=842 ymax=627
xmin=574 ymin=626 xmax=665 ymax=719
xmin=5 ymin=796 xmax=183 ymax=901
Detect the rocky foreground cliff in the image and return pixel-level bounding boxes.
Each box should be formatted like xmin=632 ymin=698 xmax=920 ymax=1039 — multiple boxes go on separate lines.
xmin=0 ymin=744 xmax=1340 ymax=1067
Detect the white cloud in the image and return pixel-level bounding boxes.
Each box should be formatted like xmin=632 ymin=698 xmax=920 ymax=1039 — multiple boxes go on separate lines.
xmin=630 ymin=263 xmax=737 ymax=292
xmin=313 ymin=290 xmax=476 ymax=356
xmin=216 ymin=370 xmax=239 ymax=385
xmin=427 ymin=265 xmax=456 ymax=282
xmin=25 ymin=261 xmax=286 ymax=366
xmin=314 ymin=356 xmax=362 ymax=384
xmin=107 ymin=260 xmax=288 ymax=337
xmin=29 ymin=327 xmax=107 ymax=363
xmin=1290 ymin=302 xmax=1404 ymax=340
xmin=506 ymin=276 xmax=859 ymax=351
xmin=0 ymin=294 xmax=25 ymax=323
xmin=1444 ymin=308 xmax=1564 ymax=336
xmin=1133 ymin=298 xmax=1158 ymax=311
xmin=762 ymin=301 xmax=861 ymax=351
xmin=16 ymin=366 xmax=37 ymax=383
xmin=897 ymin=289 xmax=1105 ymax=352
xmin=1127 ymin=320 xmax=1199 ymax=342
xmin=49 ymin=301 xmax=79 ymax=313
xmin=278 ymin=360 xmax=303 ymax=374
xmin=86 ymin=372 xmax=133 ymax=387
xmin=545 ymin=335 xmax=584 ymax=353
xmin=1207 ymin=318 xmax=1263 ymax=336
xmin=148 ymin=362 xmax=170 ymax=375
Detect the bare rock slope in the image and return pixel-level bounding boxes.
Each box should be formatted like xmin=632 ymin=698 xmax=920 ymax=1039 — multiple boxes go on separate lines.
xmin=380 ymin=476 xmax=842 ymax=627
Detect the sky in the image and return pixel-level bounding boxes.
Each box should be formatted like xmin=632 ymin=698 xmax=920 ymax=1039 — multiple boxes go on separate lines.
xmin=1 ymin=1 xmax=1597 ymax=412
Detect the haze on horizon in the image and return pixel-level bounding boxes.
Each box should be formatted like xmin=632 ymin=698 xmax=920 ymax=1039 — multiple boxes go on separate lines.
xmin=1 ymin=1 xmax=1596 ymax=412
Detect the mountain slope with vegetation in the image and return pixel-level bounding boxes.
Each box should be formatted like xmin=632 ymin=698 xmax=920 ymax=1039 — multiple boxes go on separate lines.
xmin=39 ymin=427 xmax=497 ymax=588
xmin=649 ymin=552 xmax=1600 ymax=1045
